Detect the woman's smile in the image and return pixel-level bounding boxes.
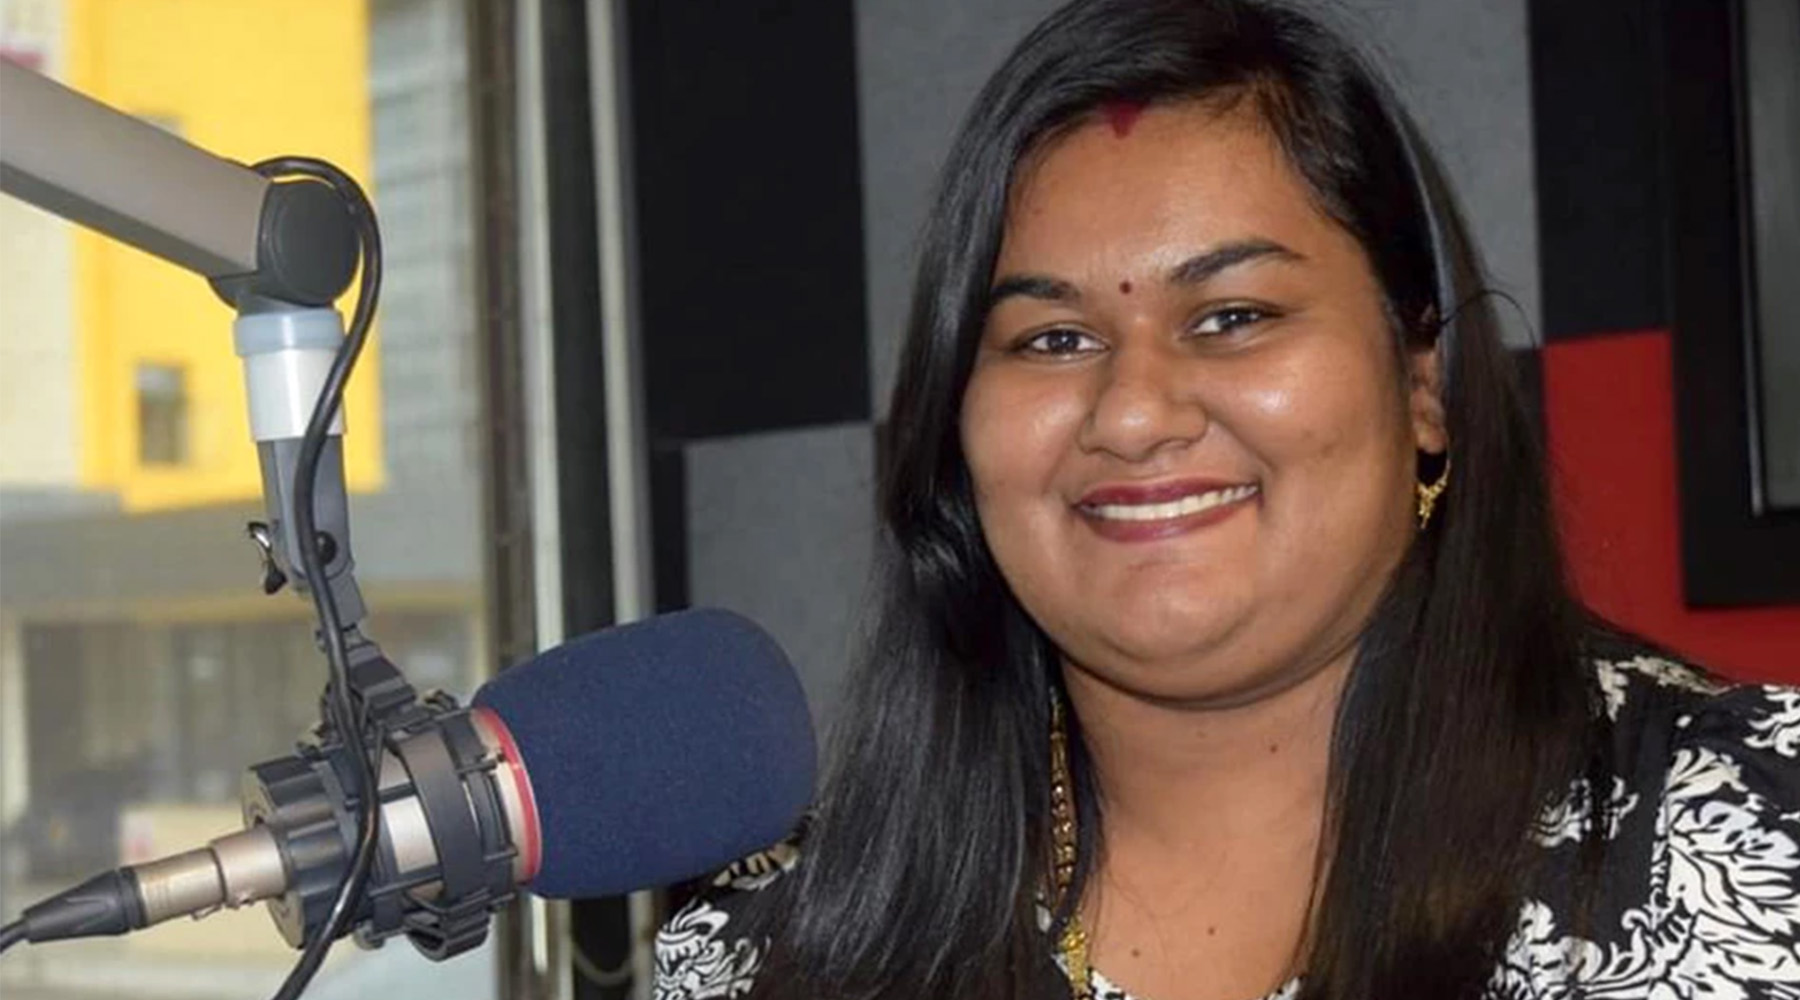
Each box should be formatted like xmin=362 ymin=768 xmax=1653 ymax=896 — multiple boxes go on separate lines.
xmin=1074 ymin=478 xmax=1261 ymax=542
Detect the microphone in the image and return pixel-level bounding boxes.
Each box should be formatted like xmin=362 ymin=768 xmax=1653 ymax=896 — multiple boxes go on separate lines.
xmin=6 ymin=608 xmax=816 ymax=958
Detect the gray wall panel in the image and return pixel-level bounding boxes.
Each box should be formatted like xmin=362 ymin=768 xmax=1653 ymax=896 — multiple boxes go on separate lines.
xmin=855 ymin=0 xmax=1062 ymax=414
xmin=1341 ymin=0 xmax=1541 ymax=342
xmin=685 ymin=424 xmax=877 ymax=726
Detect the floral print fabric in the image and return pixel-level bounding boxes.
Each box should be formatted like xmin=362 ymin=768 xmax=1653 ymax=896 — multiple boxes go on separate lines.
xmin=654 ymin=655 xmax=1800 ymax=999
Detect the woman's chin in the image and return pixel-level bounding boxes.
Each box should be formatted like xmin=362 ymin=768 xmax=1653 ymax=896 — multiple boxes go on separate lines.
xmin=1065 ymin=624 xmax=1247 ymax=690
xmin=1093 ymin=591 xmax=1247 ymax=659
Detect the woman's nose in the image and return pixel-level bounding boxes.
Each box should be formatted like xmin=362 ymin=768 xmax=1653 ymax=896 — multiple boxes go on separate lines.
xmin=1075 ymin=345 xmax=1209 ymax=462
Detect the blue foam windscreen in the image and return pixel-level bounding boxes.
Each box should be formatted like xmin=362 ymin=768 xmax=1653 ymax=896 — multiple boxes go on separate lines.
xmin=472 ymin=608 xmax=816 ymax=898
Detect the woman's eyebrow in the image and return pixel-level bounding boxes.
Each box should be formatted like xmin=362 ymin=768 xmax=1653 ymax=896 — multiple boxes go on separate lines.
xmin=987 ymin=239 xmax=1303 ymax=311
xmin=987 ymin=274 xmax=1081 ymax=309
xmin=1167 ymin=238 xmax=1304 ymax=285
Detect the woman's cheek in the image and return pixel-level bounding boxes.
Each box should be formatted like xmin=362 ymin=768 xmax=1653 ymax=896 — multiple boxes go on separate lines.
xmin=964 ymin=371 xmax=1081 ymax=483
xmin=958 ymin=376 xmax=1006 ymax=490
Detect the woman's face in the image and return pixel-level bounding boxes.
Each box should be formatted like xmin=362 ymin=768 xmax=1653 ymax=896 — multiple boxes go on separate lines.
xmin=961 ymin=101 xmax=1445 ymax=705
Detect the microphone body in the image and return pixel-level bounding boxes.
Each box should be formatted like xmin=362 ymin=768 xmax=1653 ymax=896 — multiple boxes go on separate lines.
xmin=13 ymin=608 xmax=816 ymax=960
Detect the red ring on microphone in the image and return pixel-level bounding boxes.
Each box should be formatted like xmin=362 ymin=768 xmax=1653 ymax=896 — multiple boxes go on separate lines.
xmin=473 ymin=707 xmax=542 ymax=883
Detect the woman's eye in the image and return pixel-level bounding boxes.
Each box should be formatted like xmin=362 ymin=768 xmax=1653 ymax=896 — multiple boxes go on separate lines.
xmin=1017 ymin=328 xmax=1105 ymax=356
xmin=1192 ymin=305 xmax=1271 ymax=336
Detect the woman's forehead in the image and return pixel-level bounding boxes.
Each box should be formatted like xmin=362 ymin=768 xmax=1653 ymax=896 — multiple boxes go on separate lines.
xmin=996 ymin=102 xmax=1351 ymax=283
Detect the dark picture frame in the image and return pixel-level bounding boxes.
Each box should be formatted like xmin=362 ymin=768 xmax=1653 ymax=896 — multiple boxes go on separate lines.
xmin=1666 ymin=0 xmax=1800 ymax=606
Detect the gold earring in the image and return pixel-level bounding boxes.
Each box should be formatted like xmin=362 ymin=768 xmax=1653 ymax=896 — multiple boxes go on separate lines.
xmin=1416 ymin=454 xmax=1451 ymax=529
xmin=1050 ymin=696 xmax=1092 ymax=999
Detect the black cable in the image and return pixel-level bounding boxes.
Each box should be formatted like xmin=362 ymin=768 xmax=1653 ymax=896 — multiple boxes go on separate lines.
xmin=249 ymin=157 xmax=385 ymax=1000
xmin=0 ymin=919 xmax=25 ymax=954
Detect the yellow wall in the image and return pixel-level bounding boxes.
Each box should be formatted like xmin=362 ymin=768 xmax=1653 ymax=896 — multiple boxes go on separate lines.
xmin=67 ymin=0 xmax=383 ymax=512
xmin=0 ymin=0 xmax=79 ymax=489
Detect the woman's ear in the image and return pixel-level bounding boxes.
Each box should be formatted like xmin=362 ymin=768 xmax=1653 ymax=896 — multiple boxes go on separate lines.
xmin=1408 ymin=340 xmax=1448 ymax=455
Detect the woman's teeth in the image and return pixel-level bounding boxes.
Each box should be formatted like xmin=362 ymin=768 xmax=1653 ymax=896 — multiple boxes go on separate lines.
xmin=1085 ymin=484 xmax=1259 ymax=522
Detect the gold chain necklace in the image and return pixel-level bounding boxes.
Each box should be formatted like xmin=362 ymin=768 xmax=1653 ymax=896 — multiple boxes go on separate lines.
xmin=1050 ymin=696 xmax=1093 ymax=999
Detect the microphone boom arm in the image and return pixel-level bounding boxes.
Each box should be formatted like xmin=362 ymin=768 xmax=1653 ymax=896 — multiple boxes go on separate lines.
xmin=0 ymin=58 xmax=369 ymax=625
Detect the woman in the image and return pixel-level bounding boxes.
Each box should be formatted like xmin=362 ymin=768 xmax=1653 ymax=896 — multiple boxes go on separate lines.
xmin=655 ymin=1 xmax=1800 ymax=997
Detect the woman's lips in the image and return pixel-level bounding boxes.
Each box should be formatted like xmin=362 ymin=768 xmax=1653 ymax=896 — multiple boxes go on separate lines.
xmin=1074 ymin=480 xmax=1260 ymax=542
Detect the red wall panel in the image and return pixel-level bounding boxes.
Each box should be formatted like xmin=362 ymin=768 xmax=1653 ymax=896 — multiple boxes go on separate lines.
xmin=1543 ymin=329 xmax=1800 ymax=683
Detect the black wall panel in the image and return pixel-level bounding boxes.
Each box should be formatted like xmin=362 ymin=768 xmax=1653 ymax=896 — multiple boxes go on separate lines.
xmin=1529 ymin=0 xmax=1667 ymax=340
xmin=626 ymin=0 xmax=871 ymax=442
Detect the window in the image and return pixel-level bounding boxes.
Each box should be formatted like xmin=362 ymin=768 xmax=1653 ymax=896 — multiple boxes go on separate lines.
xmin=0 ymin=1 xmax=497 ymax=997
xmin=135 ymin=362 xmax=186 ymax=465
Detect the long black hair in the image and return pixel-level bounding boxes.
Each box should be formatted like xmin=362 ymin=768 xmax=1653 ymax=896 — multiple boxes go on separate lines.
xmin=746 ymin=2 xmax=1603 ymax=997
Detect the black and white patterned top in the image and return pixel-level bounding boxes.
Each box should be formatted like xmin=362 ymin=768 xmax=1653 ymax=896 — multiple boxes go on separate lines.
xmin=653 ymin=655 xmax=1800 ymax=999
